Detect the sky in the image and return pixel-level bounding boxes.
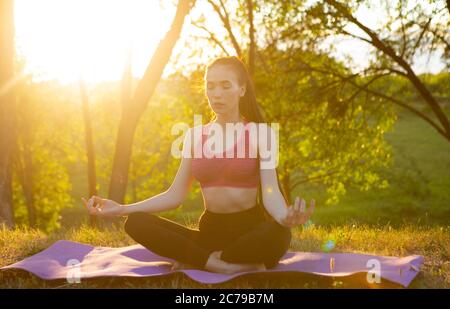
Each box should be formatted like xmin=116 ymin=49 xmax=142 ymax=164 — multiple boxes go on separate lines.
xmin=14 ymin=0 xmax=447 ymax=85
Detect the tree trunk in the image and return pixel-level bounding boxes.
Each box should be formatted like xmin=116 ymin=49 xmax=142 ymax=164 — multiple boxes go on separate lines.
xmin=0 ymin=0 xmax=15 ymax=228
xmin=14 ymin=101 xmax=37 ymax=228
xmin=108 ymin=0 xmax=196 ymax=205
xmin=79 ymin=79 xmax=98 ymax=227
xmin=21 ymin=143 xmax=36 ymax=227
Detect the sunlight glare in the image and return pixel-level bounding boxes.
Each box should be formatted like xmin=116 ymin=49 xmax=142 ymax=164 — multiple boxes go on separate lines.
xmin=14 ymin=0 xmax=175 ymax=84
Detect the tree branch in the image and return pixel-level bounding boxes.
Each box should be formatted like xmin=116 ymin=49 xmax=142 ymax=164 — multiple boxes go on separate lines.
xmin=207 ymin=0 xmax=243 ymax=57
xmin=191 ymin=20 xmax=230 ymax=55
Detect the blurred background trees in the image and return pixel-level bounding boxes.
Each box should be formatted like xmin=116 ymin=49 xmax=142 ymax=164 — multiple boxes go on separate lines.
xmin=0 ymin=0 xmax=448 ymax=231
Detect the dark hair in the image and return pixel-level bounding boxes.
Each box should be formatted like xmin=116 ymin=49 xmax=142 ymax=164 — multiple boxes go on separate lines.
xmin=205 ymin=56 xmax=265 ymax=123
xmin=204 ymin=56 xmax=290 ymax=209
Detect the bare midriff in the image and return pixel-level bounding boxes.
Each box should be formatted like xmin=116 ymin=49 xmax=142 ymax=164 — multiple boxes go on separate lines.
xmin=202 ymin=186 xmax=258 ymax=214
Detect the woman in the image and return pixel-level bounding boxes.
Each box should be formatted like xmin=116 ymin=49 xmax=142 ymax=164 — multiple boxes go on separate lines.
xmin=82 ymin=56 xmax=315 ymax=275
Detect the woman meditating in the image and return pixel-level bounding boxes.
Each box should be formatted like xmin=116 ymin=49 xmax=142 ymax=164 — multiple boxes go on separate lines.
xmin=82 ymin=56 xmax=315 ymax=275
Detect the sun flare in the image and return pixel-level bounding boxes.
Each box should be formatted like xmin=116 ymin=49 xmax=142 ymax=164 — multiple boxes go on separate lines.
xmin=14 ymin=0 xmax=176 ymax=84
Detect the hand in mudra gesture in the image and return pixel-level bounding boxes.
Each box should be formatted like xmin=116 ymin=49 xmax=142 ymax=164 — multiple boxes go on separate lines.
xmin=279 ymin=196 xmax=315 ymax=228
xmin=81 ymin=196 xmax=124 ymax=217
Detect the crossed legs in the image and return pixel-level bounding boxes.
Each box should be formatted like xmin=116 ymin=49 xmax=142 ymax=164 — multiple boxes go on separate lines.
xmin=124 ymin=212 xmax=291 ymax=273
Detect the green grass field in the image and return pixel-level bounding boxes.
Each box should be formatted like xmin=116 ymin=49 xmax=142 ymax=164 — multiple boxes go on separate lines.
xmin=304 ymin=110 xmax=450 ymax=227
xmin=1 ymin=109 xmax=449 ymax=288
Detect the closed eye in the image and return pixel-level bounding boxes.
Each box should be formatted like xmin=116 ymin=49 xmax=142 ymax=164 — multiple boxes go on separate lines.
xmin=207 ymin=85 xmax=231 ymax=89
xmin=207 ymin=81 xmax=232 ymax=89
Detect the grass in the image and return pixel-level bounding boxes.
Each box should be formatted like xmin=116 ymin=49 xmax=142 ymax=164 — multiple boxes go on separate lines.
xmin=1 ymin=224 xmax=449 ymax=288
xmin=1 ymin=108 xmax=449 ymax=288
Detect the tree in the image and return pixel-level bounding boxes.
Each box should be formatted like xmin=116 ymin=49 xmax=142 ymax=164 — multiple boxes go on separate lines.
xmin=14 ymin=81 xmax=37 ymax=228
xmin=12 ymin=80 xmax=74 ymax=232
xmin=79 ymin=78 xmax=98 ymax=227
xmin=183 ymin=0 xmax=395 ymax=204
xmin=301 ymin=0 xmax=450 ymax=141
xmin=108 ymin=0 xmax=196 ymax=205
xmin=0 ymin=0 xmax=16 ymax=227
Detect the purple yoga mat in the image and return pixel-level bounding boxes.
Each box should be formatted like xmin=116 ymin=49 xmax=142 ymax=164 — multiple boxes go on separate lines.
xmin=1 ymin=240 xmax=423 ymax=287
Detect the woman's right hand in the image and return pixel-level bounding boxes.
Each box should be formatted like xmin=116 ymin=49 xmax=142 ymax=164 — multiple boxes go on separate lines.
xmin=81 ymin=196 xmax=126 ymax=217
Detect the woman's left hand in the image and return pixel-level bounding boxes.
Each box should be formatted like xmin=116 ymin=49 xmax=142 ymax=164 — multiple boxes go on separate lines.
xmin=81 ymin=196 xmax=125 ymax=217
xmin=279 ymin=196 xmax=315 ymax=228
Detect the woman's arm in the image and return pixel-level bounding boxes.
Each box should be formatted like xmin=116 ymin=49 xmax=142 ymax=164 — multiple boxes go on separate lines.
xmin=122 ymin=128 xmax=195 ymax=215
xmin=258 ymin=123 xmax=314 ymax=227
xmin=83 ymin=128 xmax=195 ymax=217
xmin=259 ymin=168 xmax=288 ymax=224
xmin=122 ymin=155 xmax=194 ymax=215
xmin=257 ymin=123 xmax=287 ymax=223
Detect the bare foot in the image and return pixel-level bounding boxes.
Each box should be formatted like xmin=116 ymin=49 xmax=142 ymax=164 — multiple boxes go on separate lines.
xmin=170 ymin=261 xmax=197 ymax=271
xmin=204 ymin=251 xmax=267 ymax=274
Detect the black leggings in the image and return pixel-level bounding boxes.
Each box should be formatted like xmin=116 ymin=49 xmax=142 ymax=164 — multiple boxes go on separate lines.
xmin=124 ymin=203 xmax=291 ymax=270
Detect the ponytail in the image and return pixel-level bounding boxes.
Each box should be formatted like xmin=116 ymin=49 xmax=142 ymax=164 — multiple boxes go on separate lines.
xmin=205 ymin=56 xmax=290 ymax=209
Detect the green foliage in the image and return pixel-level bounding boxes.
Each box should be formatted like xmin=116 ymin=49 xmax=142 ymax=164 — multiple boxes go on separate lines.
xmin=127 ymin=73 xmax=209 ymax=205
xmin=10 ymin=56 xmax=448 ymax=230
xmin=7 ymin=0 xmax=449 ymax=231
xmin=255 ymin=47 xmax=396 ymax=205
xmin=12 ymin=81 xmax=78 ymax=232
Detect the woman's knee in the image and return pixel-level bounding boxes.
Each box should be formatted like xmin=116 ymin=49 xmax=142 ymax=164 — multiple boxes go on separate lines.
xmin=267 ymin=220 xmax=291 ymax=243
xmin=124 ymin=212 xmax=155 ymax=236
xmin=263 ymin=223 xmax=291 ymax=269
xmin=264 ymin=221 xmax=292 ymax=255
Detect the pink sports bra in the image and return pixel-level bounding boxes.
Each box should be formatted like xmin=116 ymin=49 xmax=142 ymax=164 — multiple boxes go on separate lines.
xmin=191 ymin=120 xmax=260 ymax=189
